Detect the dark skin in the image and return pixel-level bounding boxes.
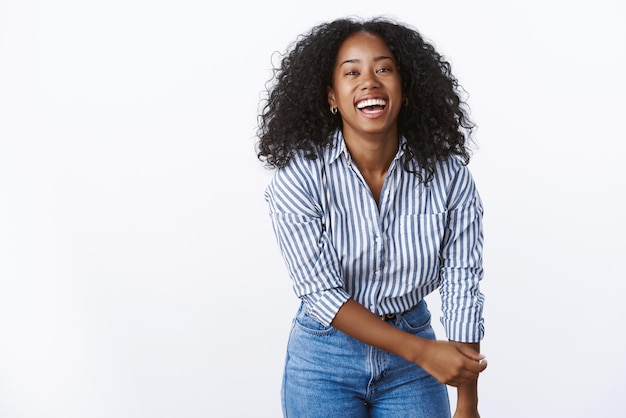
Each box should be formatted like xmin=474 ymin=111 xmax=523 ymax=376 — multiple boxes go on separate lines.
xmin=332 ymin=301 xmax=485 ymax=417
xmin=327 ymin=32 xmax=487 ymax=418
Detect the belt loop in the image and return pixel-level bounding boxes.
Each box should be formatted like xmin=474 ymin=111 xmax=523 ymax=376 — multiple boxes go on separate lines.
xmin=380 ymin=313 xmax=397 ymax=322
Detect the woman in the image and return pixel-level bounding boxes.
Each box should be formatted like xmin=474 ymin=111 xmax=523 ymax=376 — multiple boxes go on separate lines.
xmin=257 ymin=16 xmax=487 ymax=418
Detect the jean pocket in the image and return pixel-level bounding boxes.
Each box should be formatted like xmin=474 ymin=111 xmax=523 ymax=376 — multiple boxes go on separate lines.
xmin=400 ymin=309 xmax=432 ymax=335
xmin=294 ymin=310 xmax=336 ymax=336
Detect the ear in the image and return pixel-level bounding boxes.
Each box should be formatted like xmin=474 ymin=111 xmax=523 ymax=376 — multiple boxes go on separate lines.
xmin=327 ymin=86 xmax=337 ymax=108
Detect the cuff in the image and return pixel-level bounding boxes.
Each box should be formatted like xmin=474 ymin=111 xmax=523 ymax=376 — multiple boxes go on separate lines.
xmin=302 ymin=288 xmax=351 ymax=326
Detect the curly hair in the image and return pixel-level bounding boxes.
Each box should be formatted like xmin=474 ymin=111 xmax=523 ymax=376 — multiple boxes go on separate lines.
xmin=256 ymin=16 xmax=475 ymax=183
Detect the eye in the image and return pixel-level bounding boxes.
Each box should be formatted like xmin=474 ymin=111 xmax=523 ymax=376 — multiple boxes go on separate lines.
xmin=376 ymin=67 xmax=392 ymax=74
xmin=346 ymin=70 xmax=359 ymax=76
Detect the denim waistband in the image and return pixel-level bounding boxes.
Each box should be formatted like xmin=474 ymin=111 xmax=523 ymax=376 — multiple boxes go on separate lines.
xmin=379 ymin=300 xmax=428 ymax=323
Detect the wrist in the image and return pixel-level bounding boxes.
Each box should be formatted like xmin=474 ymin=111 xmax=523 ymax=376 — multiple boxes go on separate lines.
xmin=455 ymin=381 xmax=479 ymax=409
xmin=400 ymin=334 xmax=430 ymax=364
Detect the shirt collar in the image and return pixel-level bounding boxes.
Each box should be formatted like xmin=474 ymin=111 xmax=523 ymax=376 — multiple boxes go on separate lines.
xmin=327 ymin=129 xmax=346 ymax=164
xmin=326 ymin=129 xmax=406 ymax=165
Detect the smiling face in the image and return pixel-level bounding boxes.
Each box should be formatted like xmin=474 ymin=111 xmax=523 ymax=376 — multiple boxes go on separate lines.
xmin=327 ymin=31 xmax=403 ymax=142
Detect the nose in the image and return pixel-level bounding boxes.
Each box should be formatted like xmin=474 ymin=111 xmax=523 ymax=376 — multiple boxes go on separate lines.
xmin=361 ymin=70 xmax=380 ymax=90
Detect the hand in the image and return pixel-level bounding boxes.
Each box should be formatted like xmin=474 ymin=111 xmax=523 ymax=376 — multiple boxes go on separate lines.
xmin=417 ymin=340 xmax=487 ymax=387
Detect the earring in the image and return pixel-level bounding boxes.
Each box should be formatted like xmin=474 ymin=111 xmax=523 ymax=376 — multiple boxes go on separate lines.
xmin=403 ymin=97 xmax=409 ymax=106
xmin=330 ymin=106 xmax=338 ymax=115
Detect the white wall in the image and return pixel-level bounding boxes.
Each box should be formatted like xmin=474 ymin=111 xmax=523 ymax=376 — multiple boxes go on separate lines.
xmin=1 ymin=1 xmax=624 ymax=416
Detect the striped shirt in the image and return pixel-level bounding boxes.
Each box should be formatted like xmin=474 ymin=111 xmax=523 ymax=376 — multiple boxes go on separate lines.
xmin=264 ymin=130 xmax=485 ymax=342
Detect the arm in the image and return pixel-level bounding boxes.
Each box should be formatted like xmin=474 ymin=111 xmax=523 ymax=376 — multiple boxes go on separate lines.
xmin=331 ymin=299 xmax=486 ymax=387
xmin=449 ymin=341 xmax=485 ymax=418
xmin=267 ymin=156 xmax=486 ymax=386
xmin=438 ymin=164 xmax=487 ymax=416
xmin=265 ymin=157 xmax=350 ymax=325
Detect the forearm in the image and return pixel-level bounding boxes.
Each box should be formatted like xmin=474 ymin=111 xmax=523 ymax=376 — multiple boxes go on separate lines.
xmin=331 ymin=299 xmax=487 ymax=388
xmin=450 ymin=341 xmax=482 ymax=416
xmin=330 ymin=299 xmax=426 ymax=362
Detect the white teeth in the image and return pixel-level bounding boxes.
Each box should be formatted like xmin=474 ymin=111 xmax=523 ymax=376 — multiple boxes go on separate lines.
xmin=356 ymin=98 xmax=387 ymax=109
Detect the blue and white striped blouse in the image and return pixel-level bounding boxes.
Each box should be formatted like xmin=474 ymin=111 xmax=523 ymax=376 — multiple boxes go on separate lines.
xmin=264 ymin=130 xmax=485 ymax=343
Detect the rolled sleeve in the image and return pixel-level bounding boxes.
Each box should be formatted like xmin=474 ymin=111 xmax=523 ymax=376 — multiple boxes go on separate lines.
xmin=439 ymin=165 xmax=485 ymax=343
xmin=265 ymin=157 xmax=349 ymax=326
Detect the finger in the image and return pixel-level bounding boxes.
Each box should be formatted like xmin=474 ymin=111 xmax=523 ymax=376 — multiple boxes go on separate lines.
xmin=455 ymin=344 xmax=485 ymax=361
xmin=476 ymin=358 xmax=488 ymax=372
xmin=465 ymin=358 xmax=488 ymax=373
xmin=443 ymin=369 xmax=479 ymax=386
xmin=449 ymin=372 xmax=478 ymax=387
xmin=458 ymin=370 xmax=480 ymax=384
xmin=466 ymin=358 xmax=487 ymax=373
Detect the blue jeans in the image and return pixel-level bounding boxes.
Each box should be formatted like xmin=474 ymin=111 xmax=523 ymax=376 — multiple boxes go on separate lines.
xmin=282 ymin=300 xmax=451 ymax=418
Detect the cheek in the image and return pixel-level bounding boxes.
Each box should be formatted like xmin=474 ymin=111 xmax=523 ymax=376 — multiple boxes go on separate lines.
xmin=337 ymin=84 xmax=356 ymax=101
xmin=391 ymin=77 xmax=403 ymax=93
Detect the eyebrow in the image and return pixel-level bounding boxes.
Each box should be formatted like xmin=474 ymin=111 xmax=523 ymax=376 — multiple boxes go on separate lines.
xmin=339 ymin=55 xmax=394 ymax=66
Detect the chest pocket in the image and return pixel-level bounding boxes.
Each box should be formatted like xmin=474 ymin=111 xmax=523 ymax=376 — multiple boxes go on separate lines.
xmin=389 ymin=211 xmax=447 ymax=285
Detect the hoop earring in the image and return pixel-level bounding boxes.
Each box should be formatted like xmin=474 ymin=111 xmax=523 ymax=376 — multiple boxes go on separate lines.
xmin=403 ymin=97 xmax=409 ymax=106
xmin=330 ymin=106 xmax=338 ymax=115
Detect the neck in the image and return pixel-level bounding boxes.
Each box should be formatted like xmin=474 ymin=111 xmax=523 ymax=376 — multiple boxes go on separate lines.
xmin=343 ymin=130 xmax=399 ymax=174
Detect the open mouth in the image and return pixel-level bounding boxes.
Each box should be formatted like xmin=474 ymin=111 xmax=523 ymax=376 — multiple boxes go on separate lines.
xmin=356 ymin=98 xmax=387 ymax=115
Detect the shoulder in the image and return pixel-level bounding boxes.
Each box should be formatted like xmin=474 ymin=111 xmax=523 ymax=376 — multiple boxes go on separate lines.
xmin=270 ymin=150 xmax=322 ymax=189
xmin=268 ymin=132 xmax=341 ymax=191
xmin=433 ymin=155 xmax=468 ymax=178
xmin=264 ymin=149 xmax=327 ymax=214
xmin=431 ymin=156 xmax=480 ymax=209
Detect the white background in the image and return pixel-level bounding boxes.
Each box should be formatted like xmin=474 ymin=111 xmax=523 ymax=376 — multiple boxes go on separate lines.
xmin=1 ymin=1 xmax=625 ymax=417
